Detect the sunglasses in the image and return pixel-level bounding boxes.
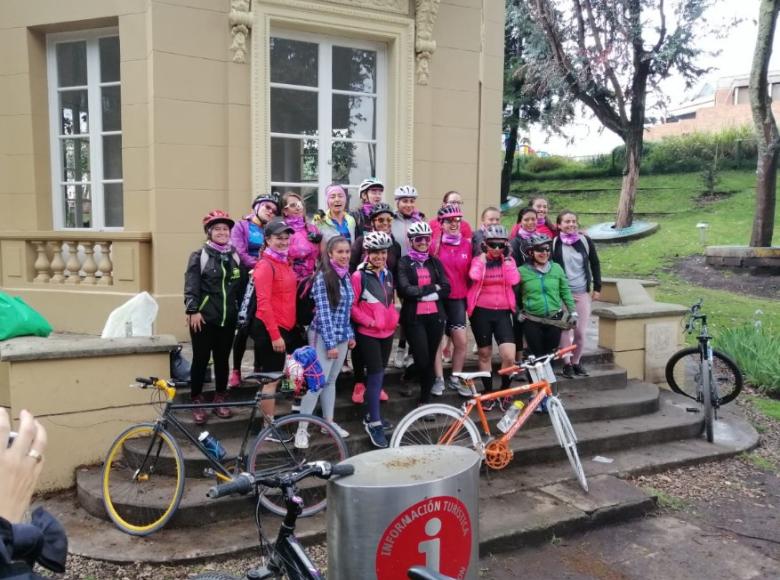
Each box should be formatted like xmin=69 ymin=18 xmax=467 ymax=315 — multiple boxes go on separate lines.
xmin=412 ymin=236 xmax=432 ymax=244
xmin=533 ymin=247 xmax=551 ymax=253
xmin=443 ymin=217 xmax=462 ymax=224
xmin=285 ymin=201 xmax=303 ymax=210
xmin=486 ymin=241 xmax=507 ymax=249
xmin=374 ymin=217 xmax=394 ymax=224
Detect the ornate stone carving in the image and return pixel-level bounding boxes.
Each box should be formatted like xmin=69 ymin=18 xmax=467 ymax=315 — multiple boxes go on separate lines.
xmin=414 ymin=0 xmax=440 ymax=85
xmin=230 ymin=0 xmax=253 ymax=63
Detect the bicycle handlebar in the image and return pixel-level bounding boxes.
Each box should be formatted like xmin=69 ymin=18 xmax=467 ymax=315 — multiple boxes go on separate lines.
xmin=206 ymin=461 xmax=355 ymax=499
xmin=497 ymin=345 xmax=577 ymax=376
xmin=134 ymin=377 xmax=189 ymax=389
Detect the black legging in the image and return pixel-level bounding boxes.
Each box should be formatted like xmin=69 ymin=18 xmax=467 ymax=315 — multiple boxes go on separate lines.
xmin=523 ymin=319 xmax=562 ymax=358
xmin=356 ymin=333 xmax=393 ymax=423
xmin=403 ymin=313 xmax=445 ymax=405
xmin=231 ymin=324 xmax=263 ymax=372
xmin=190 ymin=322 xmax=236 ymax=398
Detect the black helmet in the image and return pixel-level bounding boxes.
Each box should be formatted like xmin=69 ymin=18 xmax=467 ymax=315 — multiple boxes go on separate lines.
xmin=526 ymin=233 xmax=552 ymax=256
xmin=370 ymin=202 xmax=394 ymax=221
xmin=252 ymin=193 xmax=279 ymax=211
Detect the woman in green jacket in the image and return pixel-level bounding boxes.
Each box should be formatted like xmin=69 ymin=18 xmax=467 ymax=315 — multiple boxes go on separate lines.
xmin=518 ymin=234 xmax=576 ymax=358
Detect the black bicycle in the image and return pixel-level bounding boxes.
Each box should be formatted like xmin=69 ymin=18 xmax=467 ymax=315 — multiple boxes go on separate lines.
xmin=102 ymin=373 xmax=349 ymax=535
xmin=665 ymin=300 xmax=743 ymax=442
xmin=192 ymin=461 xmax=354 ymax=580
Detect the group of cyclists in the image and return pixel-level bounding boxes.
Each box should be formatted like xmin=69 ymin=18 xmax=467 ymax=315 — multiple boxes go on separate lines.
xmin=183 ymin=180 xmax=602 ymax=449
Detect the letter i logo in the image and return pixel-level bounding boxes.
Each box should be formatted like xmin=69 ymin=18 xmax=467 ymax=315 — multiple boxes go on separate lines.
xmin=417 ymin=517 xmax=442 ymax=571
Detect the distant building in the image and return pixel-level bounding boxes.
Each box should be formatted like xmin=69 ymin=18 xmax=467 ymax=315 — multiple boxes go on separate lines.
xmin=645 ymin=72 xmax=780 ymax=140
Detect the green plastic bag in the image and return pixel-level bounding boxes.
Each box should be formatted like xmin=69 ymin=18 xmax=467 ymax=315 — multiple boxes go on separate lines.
xmin=0 ymin=292 xmax=53 ymax=341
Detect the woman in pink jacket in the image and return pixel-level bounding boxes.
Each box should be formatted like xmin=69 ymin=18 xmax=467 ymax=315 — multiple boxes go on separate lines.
xmin=466 ymin=224 xmax=521 ymax=409
xmin=351 ymin=231 xmax=400 ymax=448
xmin=430 ymin=204 xmax=472 ymax=396
xmin=281 ymin=191 xmax=322 ymax=282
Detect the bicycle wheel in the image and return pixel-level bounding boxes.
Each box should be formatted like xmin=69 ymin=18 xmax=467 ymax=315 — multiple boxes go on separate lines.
xmin=389 ymin=404 xmax=482 ymax=454
xmin=546 ymin=397 xmax=588 ymax=492
xmin=249 ymin=414 xmax=348 ymax=517
xmin=102 ymin=423 xmax=185 ymax=536
xmin=702 ymin=360 xmax=715 ymax=443
xmin=665 ymin=347 xmax=743 ymax=405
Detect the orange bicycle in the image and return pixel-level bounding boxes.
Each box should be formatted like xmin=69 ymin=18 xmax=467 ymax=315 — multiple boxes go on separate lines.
xmin=389 ymin=345 xmax=588 ymax=491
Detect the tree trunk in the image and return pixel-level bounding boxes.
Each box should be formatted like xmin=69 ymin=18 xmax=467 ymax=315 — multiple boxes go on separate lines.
xmin=614 ymin=130 xmax=642 ymax=229
xmin=500 ymin=106 xmax=521 ymax=205
xmin=749 ymin=0 xmax=780 ymax=247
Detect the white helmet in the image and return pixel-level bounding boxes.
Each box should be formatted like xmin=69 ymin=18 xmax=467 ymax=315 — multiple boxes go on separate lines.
xmin=359 ymin=178 xmax=384 ymax=196
xmin=363 ymin=231 xmax=393 ymax=251
xmin=394 ymin=185 xmax=418 ymax=200
xmin=406 ymin=221 xmax=433 ymax=239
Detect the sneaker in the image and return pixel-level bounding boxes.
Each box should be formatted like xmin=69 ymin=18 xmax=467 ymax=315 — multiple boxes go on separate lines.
xmin=323 ymin=422 xmax=350 ymax=439
xmin=561 ymin=364 xmax=575 ymax=379
xmin=380 ymin=389 xmax=389 ymax=402
xmin=456 ymin=381 xmax=474 ymax=398
xmin=498 ymin=396 xmax=513 ymax=413
xmin=534 ymin=396 xmax=549 ymax=414
xmin=352 ymin=382 xmax=366 ymax=404
xmin=392 ymin=346 xmax=406 ymax=369
xmin=228 ymin=369 xmax=241 ymax=389
xmin=341 ymin=362 xmax=353 ymax=375
xmin=403 ymin=353 xmax=414 ymax=368
xmin=573 ymin=363 xmax=589 ymax=376
xmin=365 ymin=415 xmax=394 ymax=431
xmin=447 ymin=377 xmax=461 ymax=392
xmin=431 ymin=377 xmax=445 ymax=397
xmin=294 ymin=429 xmax=309 ymax=449
xmin=191 ymin=395 xmax=207 ymax=425
xmin=364 ymin=419 xmax=388 ymax=448
xmin=212 ymin=393 xmax=233 ymax=419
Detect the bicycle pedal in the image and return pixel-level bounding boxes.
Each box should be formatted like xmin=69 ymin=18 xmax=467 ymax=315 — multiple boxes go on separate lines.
xmin=685 ymin=407 xmax=700 ymax=413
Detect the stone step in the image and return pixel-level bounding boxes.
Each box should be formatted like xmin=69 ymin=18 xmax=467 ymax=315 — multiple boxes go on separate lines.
xmin=105 ymin=381 xmax=661 ymax=478
xmin=59 ymin=407 xmax=758 ymax=564
xmin=169 ymin=364 xmax=631 ymax=440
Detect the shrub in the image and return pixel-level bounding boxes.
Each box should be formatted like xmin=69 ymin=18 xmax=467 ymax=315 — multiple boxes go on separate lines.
xmin=714 ymin=321 xmax=780 ymax=395
xmin=525 ymin=155 xmax=572 ymax=173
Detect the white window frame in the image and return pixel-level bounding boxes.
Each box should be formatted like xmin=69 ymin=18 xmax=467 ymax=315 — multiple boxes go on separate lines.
xmin=269 ymin=29 xmax=387 ymax=209
xmin=46 ymin=27 xmax=122 ymax=231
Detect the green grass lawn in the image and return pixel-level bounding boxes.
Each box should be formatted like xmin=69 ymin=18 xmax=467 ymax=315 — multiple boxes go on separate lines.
xmin=506 ymin=170 xmax=779 ymax=334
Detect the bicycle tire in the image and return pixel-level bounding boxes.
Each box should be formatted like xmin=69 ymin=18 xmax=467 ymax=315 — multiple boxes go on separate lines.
xmin=389 ymin=404 xmax=482 ymax=455
xmin=249 ymin=413 xmax=348 ymax=518
xmin=102 ymin=423 xmax=185 ymax=536
xmin=702 ymin=359 xmax=715 ymax=443
xmin=546 ymin=397 xmax=588 ymax=492
xmin=665 ymin=347 xmax=742 ymax=405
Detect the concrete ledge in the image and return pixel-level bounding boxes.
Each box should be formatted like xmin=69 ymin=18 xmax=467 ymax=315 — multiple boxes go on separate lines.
xmin=0 ymin=334 xmax=178 ymax=362
xmin=705 ymin=245 xmax=780 ymax=268
xmin=593 ymin=302 xmax=689 ymax=320
xmin=600 ymin=277 xmax=658 ymax=303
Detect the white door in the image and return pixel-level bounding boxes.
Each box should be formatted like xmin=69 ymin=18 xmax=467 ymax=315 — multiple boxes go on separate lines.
xmin=269 ymin=31 xmax=386 ymax=214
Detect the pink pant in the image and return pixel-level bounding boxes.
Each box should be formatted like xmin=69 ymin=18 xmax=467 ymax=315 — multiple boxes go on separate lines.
xmin=559 ymin=292 xmax=591 ymax=364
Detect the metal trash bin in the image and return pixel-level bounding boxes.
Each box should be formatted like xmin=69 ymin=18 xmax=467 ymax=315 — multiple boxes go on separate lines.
xmin=327 ymin=445 xmax=481 ymax=580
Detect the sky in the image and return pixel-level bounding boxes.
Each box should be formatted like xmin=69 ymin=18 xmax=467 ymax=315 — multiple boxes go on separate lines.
xmin=524 ymin=0 xmax=780 ymax=157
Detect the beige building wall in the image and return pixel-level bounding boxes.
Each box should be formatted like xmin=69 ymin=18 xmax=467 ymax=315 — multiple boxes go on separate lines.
xmin=0 ymin=0 xmax=504 ymax=339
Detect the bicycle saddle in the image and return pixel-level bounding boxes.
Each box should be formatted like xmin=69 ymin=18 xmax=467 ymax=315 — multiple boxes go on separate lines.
xmin=452 ymin=371 xmax=491 ymax=380
xmin=407 ymin=566 xmax=455 ymax=580
xmin=244 ymin=371 xmax=284 ymax=384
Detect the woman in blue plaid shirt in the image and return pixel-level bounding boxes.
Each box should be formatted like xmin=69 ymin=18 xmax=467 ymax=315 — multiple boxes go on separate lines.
xmin=295 ymin=236 xmax=355 ymax=448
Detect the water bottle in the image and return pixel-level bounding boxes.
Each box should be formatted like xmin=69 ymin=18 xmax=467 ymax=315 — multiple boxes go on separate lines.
xmin=198 ymin=431 xmax=226 ymax=461
xmin=497 ymin=400 xmax=525 ymax=433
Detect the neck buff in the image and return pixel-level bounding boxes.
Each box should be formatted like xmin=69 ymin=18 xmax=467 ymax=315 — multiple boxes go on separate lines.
xmin=537 ymin=217 xmax=547 ymax=227
xmin=398 ymin=209 xmax=422 ymax=222
xmin=533 ymin=260 xmax=552 ymax=273
xmin=362 ymin=203 xmax=374 ymax=217
xmin=408 ymin=248 xmax=429 ymax=263
xmin=330 ymin=259 xmax=349 ymax=278
xmin=206 ymin=239 xmax=232 ymax=253
xmin=442 ymin=232 xmax=462 ymax=245
xmin=264 ymin=246 xmax=288 ymax=261
xmin=518 ymin=227 xmax=535 ymax=240
xmin=285 ymin=215 xmax=306 ymax=231
xmin=560 ymin=231 xmax=582 ymax=245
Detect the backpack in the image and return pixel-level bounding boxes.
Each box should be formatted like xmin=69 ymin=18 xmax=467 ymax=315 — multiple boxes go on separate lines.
xmin=296 ymin=273 xmax=316 ymax=327
xmin=200 ymin=248 xmax=240 ymax=273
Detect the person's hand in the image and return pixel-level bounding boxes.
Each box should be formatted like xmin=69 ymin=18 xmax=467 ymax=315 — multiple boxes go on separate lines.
xmin=272 ymin=337 xmax=286 ymax=353
xmin=327 ymin=348 xmax=339 ymax=359
xmin=480 ymin=253 xmax=487 ymax=263
xmin=348 ymin=339 xmax=356 ymax=350
xmin=569 ymin=312 xmax=579 ymax=327
xmin=0 ymin=409 xmax=47 ymax=523
xmin=187 ymin=313 xmax=204 ymax=332
xmin=592 ymin=291 xmax=601 ymax=300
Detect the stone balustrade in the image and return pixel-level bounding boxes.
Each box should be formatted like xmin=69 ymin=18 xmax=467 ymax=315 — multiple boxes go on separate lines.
xmin=0 ymin=231 xmax=151 ymax=292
